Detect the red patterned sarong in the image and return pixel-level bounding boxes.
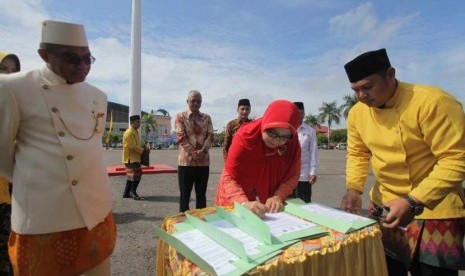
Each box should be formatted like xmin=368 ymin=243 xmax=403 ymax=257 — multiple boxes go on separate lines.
xmin=125 ymin=163 xmax=142 ymax=182
xmin=8 ymin=212 xmax=116 ymax=276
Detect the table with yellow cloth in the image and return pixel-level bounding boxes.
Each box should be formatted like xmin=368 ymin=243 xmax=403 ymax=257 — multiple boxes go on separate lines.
xmin=156 ymin=207 xmax=388 ymax=276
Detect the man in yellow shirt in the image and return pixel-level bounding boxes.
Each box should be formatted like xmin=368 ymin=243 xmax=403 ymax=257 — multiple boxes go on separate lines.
xmin=122 ymin=115 xmax=148 ymax=200
xmin=340 ymin=49 xmax=465 ymax=275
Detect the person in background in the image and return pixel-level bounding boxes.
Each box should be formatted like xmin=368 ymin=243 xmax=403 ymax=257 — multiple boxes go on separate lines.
xmin=175 ymin=90 xmax=214 ymax=212
xmin=223 ymin=98 xmax=253 ymax=161
xmin=0 ymin=20 xmax=116 ymax=275
xmin=122 ymin=115 xmax=149 ymax=200
xmin=0 ymin=51 xmax=20 ymax=275
xmin=340 ymin=48 xmax=465 ymax=275
xmin=216 ymin=100 xmax=301 ymax=219
xmin=292 ymin=102 xmax=319 ymax=203
xmin=0 ymin=52 xmax=20 ymax=74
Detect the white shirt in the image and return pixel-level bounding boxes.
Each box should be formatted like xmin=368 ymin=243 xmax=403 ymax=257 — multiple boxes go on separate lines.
xmin=297 ymin=123 xmax=319 ymax=181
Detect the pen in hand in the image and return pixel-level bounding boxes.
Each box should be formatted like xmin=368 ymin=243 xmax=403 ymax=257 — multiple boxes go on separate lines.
xmin=253 ymin=188 xmax=260 ymax=202
xmin=251 ymin=188 xmax=267 ymax=219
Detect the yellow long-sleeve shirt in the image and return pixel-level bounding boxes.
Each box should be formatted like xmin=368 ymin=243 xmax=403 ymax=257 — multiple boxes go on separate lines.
xmin=122 ymin=127 xmax=144 ymax=164
xmin=346 ymin=81 xmax=465 ymax=219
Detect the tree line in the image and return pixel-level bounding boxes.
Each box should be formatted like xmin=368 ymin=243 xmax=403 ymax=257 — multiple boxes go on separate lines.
xmin=103 ymin=94 xmax=358 ymax=148
xmin=307 ymin=94 xmax=357 ymax=147
xmin=214 ymin=94 xmax=358 ymax=148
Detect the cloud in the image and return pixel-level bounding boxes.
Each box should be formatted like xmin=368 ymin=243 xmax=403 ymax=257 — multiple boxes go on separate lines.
xmin=329 ymin=2 xmax=377 ymax=38
xmin=2 ymin=0 xmax=464 ymax=132
xmin=0 ymin=0 xmax=49 ymax=28
xmin=329 ymin=2 xmax=417 ymax=48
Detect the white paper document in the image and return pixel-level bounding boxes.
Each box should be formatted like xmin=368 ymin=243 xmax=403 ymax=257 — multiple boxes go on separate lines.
xmin=210 ymin=219 xmax=262 ymax=255
xmin=301 ymin=203 xmax=370 ymax=222
xmin=263 ymin=212 xmax=317 ymax=237
xmin=174 ymin=229 xmax=239 ymax=275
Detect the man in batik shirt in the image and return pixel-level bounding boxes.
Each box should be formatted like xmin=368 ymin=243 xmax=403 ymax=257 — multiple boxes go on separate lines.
xmin=175 ymin=90 xmax=214 ymax=212
xmin=222 ymin=98 xmax=252 ymax=161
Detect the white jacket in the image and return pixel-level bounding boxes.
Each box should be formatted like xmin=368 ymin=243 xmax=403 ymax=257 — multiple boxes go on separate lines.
xmin=0 ymin=66 xmax=112 ymax=234
xmin=297 ymin=123 xmax=319 ymax=181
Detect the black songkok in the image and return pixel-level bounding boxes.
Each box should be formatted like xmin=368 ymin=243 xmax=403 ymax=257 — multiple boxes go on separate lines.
xmin=130 ymin=115 xmax=141 ymax=122
xmin=293 ymin=102 xmax=304 ymax=110
xmin=238 ymin=98 xmax=251 ymax=107
xmin=344 ymin=48 xmax=391 ymax=83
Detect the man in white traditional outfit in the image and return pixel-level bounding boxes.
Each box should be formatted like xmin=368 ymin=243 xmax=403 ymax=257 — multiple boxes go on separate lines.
xmin=0 ymin=20 xmax=116 ymax=275
xmin=292 ymin=102 xmax=319 ymax=203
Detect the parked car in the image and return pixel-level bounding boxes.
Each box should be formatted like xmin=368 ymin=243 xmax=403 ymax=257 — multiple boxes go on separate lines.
xmin=336 ymin=143 xmax=347 ymax=150
xmin=152 ymin=144 xmax=163 ymax=150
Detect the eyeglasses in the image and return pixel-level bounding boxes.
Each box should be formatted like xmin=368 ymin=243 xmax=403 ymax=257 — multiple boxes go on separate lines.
xmin=265 ymin=130 xmax=293 ymax=142
xmin=50 ymin=51 xmax=96 ymax=66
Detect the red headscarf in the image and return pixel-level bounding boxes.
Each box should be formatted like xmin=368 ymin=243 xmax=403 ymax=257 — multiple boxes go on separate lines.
xmin=224 ymin=100 xmax=301 ymax=202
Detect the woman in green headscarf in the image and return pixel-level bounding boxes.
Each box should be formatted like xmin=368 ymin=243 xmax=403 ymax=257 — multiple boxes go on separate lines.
xmin=0 ymin=50 xmax=20 ymax=275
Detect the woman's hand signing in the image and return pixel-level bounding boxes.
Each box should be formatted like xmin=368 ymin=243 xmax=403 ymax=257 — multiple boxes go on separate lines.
xmin=244 ymin=201 xmax=267 ymax=219
xmin=265 ymin=195 xmax=284 ymax=213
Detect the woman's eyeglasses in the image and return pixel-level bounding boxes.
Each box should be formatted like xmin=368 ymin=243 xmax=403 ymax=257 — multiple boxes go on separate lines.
xmin=265 ymin=130 xmax=293 ymax=142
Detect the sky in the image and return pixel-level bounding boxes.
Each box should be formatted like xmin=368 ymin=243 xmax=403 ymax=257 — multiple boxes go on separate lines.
xmin=1 ymin=0 xmax=465 ymax=131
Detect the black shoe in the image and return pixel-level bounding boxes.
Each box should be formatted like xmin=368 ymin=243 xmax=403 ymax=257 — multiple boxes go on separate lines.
xmin=130 ymin=192 xmax=141 ymax=200
xmin=123 ymin=181 xmax=132 ymax=198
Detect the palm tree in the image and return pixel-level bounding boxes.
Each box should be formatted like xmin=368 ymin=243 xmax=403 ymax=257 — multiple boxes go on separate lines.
xmin=318 ymin=101 xmax=341 ymax=147
xmin=141 ymin=109 xmax=158 ymax=145
xmin=155 ymin=109 xmax=170 ymax=117
xmin=304 ymin=114 xmax=321 ymax=128
xmin=340 ymin=94 xmax=358 ymax=119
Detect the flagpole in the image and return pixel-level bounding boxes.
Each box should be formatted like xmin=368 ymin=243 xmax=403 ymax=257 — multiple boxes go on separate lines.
xmin=129 ymin=0 xmax=141 ymax=124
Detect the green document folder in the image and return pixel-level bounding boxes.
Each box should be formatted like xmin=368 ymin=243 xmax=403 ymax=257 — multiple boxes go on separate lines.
xmin=156 ymin=202 xmax=330 ymax=275
xmin=155 ymin=223 xmax=281 ymax=276
xmin=214 ymin=202 xmax=327 ymax=244
xmin=202 ymin=212 xmax=290 ymax=261
xmin=284 ymin=198 xmax=377 ymax=233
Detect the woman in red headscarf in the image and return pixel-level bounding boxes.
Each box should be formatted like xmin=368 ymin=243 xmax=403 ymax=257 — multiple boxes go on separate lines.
xmin=215 ymin=100 xmax=301 ymax=218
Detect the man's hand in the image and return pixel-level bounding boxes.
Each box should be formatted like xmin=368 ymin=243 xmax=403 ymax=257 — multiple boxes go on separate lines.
xmin=244 ymin=201 xmax=267 ymax=219
xmin=192 ymin=150 xmax=205 ymax=161
xmin=382 ymin=197 xmax=414 ymax=228
xmin=265 ymin=195 xmax=284 ymax=213
xmin=340 ymin=189 xmax=362 ymax=214
xmin=309 ymin=175 xmax=317 ymax=184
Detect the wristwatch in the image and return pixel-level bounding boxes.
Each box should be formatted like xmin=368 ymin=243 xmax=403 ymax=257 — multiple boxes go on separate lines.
xmin=403 ymin=195 xmax=424 ymax=216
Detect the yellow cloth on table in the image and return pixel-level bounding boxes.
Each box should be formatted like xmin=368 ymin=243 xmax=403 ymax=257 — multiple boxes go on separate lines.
xmin=156 ymin=207 xmax=388 ymax=276
xmin=0 ymin=177 xmax=10 ymax=204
